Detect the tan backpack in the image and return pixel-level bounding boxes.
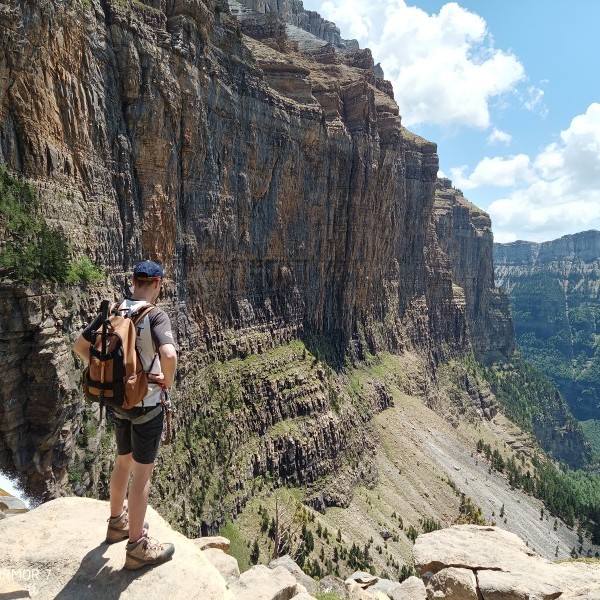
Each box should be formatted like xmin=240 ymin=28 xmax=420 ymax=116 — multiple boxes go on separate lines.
xmin=82 ymin=300 xmax=155 ymax=411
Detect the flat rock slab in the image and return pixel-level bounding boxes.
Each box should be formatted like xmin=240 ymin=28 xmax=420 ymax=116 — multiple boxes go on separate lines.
xmin=202 ymin=548 xmax=240 ymax=583
xmin=269 ymin=555 xmax=317 ymax=594
xmin=0 ymin=497 xmax=232 ymax=600
xmin=194 ymin=536 xmax=231 ymax=553
xmin=389 ymin=576 xmax=427 ymax=600
xmin=414 ymin=525 xmax=600 ymax=599
xmin=228 ymin=564 xmax=299 ymax=600
xmin=414 ymin=525 xmax=537 ymax=574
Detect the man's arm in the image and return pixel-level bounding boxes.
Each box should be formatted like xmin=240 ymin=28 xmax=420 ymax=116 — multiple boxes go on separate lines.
xmin=157 ymin=343 xmax=177 ymax=388
xmin=148 ymin=308 xmax=178 ymax=389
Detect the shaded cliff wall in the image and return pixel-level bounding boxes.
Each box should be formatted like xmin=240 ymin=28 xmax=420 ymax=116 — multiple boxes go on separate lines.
xmin=494 ymin=230 xmax=600 ymax=420
xmin=0 ymin=0 xmax=486 ymax=511
xmin=434 ymin=179 xmax=514 ymax=361
xmin=229 ymin=0 xmax=356 ymax=49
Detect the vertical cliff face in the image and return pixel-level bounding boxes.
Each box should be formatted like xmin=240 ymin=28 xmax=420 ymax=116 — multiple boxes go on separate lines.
xmin=433 ymin=179 xmax=514 ymax=361
xmin=0 ymin=0 xmax=502 ymax=512
xmin=494 ymin=230 xmax=600 ymax=420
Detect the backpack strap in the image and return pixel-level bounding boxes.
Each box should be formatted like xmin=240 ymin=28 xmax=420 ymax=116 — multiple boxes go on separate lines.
xmin=129 ymin=303 xmax=155 ymax=325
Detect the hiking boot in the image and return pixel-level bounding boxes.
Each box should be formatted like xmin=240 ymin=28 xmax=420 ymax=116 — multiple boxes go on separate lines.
xmin=105 ymin=509 xmax=149 ymax=544
xmin=124 ymin=535 xmax=175 ymax=570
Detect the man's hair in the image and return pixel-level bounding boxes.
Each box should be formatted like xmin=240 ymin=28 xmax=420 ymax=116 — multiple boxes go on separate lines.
xmin=133 ymin=274 xmax=161 ymax=288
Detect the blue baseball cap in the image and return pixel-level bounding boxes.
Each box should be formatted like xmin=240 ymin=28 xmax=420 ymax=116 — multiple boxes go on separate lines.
xmin=133 ymin=260 xmax=164 ymax=279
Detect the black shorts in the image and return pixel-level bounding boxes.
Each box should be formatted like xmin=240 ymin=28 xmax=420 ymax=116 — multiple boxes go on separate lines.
xmin=112 ymin=405 xmax=164 ymax=464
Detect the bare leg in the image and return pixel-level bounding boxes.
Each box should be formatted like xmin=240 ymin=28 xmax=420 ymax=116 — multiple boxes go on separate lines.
xmin=127 ymin=460 xmax=155 ymax=543
xmin=109 ymin=453 xmax=133 ymax=517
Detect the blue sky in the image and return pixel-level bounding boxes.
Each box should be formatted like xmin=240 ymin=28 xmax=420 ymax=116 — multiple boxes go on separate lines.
xmin=300 ymin=0 xmax=600 ymax=242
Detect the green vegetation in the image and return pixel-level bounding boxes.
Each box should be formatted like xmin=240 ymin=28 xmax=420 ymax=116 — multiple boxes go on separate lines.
xmin=476 ymin=438 xmax=600 ymax=545
xmin=580 ymin=420 xmax=600 ymax=460
xmin=506 ymin=273 xmax=600 ymax=420
xmin=67 ymin=256 xmax=104 ymax=282
xmin=221 ymin=521 xmax=253 ymax=572
xmin=0 ymin=168 xmax=103 ymax=283
xmin=461 ymin=354 xmax=591 ymax=468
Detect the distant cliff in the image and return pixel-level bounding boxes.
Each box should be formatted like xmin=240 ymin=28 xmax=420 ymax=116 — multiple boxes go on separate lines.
xmin=434 ymin=179 xmax=514 ymax=362
xmin=0 ymin=0 xmax=511 ymax=531
xmin=494 ymin=230 xmax=600 ymax=421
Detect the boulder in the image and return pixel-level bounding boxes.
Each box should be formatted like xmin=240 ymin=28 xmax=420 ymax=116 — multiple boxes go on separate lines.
xmin=317 ymin=575 xmax=351 ymax=599
xmin=292 ymin=595 xmax=317 ymax=600
xmin=268 ymin=554 xmax=317 ymax=594
xmin=389 ymin=576 xmax=427 ymax=600
xmin=413 ymin=526 xmax=537 ymax=575
xmin=476 ymin=570 xmax=561 ymax=600
xmin=194 ymin=536 xmax=231 ymax=553
xmin=202 ymin=547 xmax=240 ymax=583
xmin=413 ymin=525 xmax=600 ymax=599
xmin=0 ymin=497 xmax=232 ymax=600
xmin=228 ymin=564 xmax=300 ymax=600
xmin=426 ymin=567 xmax=478 ymax=599
xmin=371 ymin=577 xmax=404 ymax=597
xmin=346 ymin=571 xmax=378 ymax=588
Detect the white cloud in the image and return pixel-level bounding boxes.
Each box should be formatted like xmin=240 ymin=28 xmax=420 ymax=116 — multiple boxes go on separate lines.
xmin=487 ymin=103 xmax=600 ymax=241
xmin=523 ymin=85 xmax=548 ymax=118
xmin=316 ymin=0 xmax=525 ymax=128
xmin=488 ymin=128 xmax=512 ymax=145
xmin=450 ymin=154 xmax=533 ymax=190
xmin=320 ymin=0 xmax=371 ymax=40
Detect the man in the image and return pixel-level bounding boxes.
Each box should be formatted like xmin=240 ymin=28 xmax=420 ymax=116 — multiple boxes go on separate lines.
xmin=73 ymin=260 xmax=178 ymax=570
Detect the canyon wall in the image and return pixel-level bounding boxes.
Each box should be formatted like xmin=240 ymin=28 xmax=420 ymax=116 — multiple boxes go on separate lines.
xmin=495 ymin=230 xmax=600 ymax=420
xmin=434 ymin=179 xmax=514 ymax=362
xmin=0 ymin=0 xmax=511 ymax=527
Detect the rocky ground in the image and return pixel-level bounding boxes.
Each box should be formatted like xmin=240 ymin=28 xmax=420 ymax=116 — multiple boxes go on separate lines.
xmin=2 ymin=496 xmax=599 ymax=600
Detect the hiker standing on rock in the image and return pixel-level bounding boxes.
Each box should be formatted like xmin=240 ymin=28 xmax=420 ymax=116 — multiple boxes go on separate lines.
xmin=73 ymin=260 xmax=178 ymax=570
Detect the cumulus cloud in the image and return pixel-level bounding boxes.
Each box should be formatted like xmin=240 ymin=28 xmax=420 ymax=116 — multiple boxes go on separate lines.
xmin=316 ymin=0 xmax=525 ymax=128
xmin=488 ymin=128 xmax=512 ymax=145
xmin=487 ymin=103 xmax=600 ymax=241
xmin=450 ymin=154 xmax=533 ymax=190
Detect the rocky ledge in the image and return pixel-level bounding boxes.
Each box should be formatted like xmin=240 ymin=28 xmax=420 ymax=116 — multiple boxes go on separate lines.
xmin=2 ymin=498 xmax=599 ymax=599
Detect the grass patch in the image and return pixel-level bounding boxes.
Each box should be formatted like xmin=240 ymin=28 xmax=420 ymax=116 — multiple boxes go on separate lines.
xmin=557 ymin=557 xmax=600 ymax=564
xmin=220 ymin=521 xmax=252 ymax=573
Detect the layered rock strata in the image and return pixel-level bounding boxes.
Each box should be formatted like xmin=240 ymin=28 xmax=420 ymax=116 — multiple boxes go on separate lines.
xmin=434 ymin=178 xmax=514 ymax=361
xmin=494 ymin=230 xmax=600 ymax=419
xmin=0 ymin=0 xmax=510 ymax=526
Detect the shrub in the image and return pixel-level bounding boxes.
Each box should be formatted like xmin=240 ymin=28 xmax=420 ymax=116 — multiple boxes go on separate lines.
xmin=68 ymin=256 xmax=104 ymax=282
xmin=0 ymin=168 xmax=104 ymax=283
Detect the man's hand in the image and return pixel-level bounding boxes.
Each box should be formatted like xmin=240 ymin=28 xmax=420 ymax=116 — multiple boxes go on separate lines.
xmin=147 ymin=372 xmax=167 ymax=390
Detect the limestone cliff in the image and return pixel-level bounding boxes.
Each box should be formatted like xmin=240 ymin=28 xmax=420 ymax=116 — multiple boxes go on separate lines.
xmin=434 ymin=178 xmax=514 ymax=362
xmin=494 ymin=230 xmax=600 ymax=421
xmin=0 ymin=0 xmax=509 ymax=533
